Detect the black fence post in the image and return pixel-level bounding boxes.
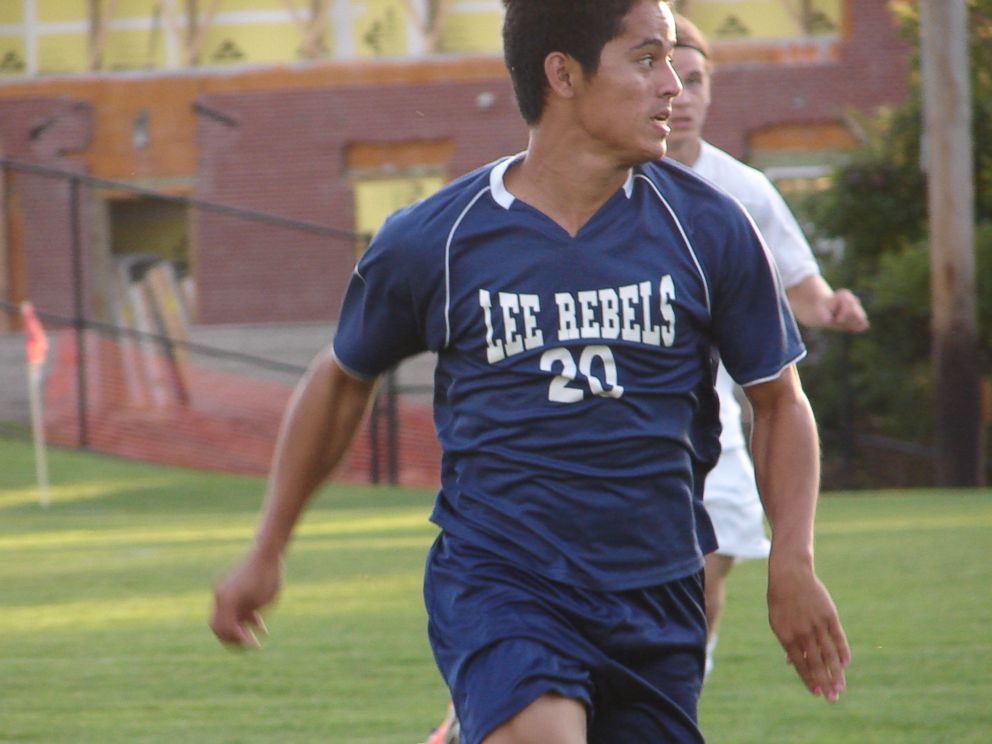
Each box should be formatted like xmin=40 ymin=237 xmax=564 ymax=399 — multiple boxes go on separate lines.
xmin=369 ymin=395 xmax=381 ymax=484
xmin=838 ymin=334 xmax=854 ymax=488
xmin=69 ymin=176 xmax=89 ymax=449
xmin=386 ymin=370 xmax=399 ymax=485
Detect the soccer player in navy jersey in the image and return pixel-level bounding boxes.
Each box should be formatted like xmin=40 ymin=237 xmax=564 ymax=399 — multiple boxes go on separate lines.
xmin=210 ymin=1 xmax=850 ymax=742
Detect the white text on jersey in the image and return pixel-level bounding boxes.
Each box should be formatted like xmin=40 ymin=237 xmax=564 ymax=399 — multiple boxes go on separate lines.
xmin=479 ymin=277 xmax=676 ymax=364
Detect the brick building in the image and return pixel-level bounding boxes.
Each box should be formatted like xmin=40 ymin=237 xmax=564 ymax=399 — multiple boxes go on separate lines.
xmin=1 ymin=0 xmax=910 ymax=328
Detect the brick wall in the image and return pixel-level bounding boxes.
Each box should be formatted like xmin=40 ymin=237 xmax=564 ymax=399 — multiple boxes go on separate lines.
xmin=705 ymin=0 xmax=910 ymax=159
xmin=193 ymin=77 xmax=524 ymax=323
xmin=1 ymin=0 xmax=911 ymax=325
xmin=0 ymin=97 xmax=92 ymax=322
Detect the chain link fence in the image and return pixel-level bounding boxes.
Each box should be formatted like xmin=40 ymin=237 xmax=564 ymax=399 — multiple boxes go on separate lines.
xmin=1 ymin=158 xmax=440 ymax=488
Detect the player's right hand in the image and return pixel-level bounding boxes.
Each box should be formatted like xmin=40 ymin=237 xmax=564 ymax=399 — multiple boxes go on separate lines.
xmin=209 ymin=552 xmax=282 ymax=649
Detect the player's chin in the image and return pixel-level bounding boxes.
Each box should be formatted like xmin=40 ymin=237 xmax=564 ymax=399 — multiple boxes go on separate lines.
xmin=631 ymin=139 xmax=668 ymax=166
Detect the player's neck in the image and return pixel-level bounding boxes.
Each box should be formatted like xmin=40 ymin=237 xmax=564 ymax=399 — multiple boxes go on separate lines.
xmin=506 ymin=134 xmax=632 ymax=238
xmin=666 ymin=137 xmax=703 ymax=168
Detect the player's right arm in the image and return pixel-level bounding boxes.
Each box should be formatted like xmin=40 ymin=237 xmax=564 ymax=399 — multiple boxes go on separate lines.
xmin=744 ymin=366 xmax=850 ymax=702
xmin=210 ymin=350 xmax=377 ymax=649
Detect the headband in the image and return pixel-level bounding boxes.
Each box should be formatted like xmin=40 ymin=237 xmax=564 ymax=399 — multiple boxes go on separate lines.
xmin=675 ymin=43 xmax=709 ymax=58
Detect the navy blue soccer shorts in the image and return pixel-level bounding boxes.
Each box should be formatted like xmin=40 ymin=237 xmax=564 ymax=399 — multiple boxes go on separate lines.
xmin=424 ymin=532 xmax=707 ymax=744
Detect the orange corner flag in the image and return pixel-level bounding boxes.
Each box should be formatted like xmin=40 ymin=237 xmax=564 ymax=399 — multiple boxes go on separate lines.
xmin=21 ymin=301 xmax=49 ymax=367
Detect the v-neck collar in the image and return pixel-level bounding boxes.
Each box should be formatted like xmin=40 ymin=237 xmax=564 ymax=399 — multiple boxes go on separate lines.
xmin=489 ymin=152 xmax=636 ymax=212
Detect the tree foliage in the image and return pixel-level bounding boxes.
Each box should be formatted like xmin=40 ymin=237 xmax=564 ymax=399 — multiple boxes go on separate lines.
xmin=801 ymin=0 xmax=992 ymax=485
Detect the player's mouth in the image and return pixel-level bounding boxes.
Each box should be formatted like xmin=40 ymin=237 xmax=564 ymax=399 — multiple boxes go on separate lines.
xmin=668 ymin=114 xmax=694 ymax=131
xmin=651 ymin=110 xmax=672 ymax=134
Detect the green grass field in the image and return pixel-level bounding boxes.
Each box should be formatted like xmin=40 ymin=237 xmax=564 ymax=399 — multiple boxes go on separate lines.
xmin=1 ymin=438 xmax=990 ymax=743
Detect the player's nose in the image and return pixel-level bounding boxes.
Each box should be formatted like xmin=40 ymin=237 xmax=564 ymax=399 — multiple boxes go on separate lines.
xmin=658 ymin=61 xmax=683 ymax=99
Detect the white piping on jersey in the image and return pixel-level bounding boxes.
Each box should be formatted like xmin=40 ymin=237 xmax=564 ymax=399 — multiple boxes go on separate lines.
xmin=489 ymin=153 xmax=522 ymax=208
xmin=637 ymin=171 xmax=806 ymax=389
xmin=622 ymin=170 xmax=635 ymax=197
xmin=740 ymin=349 xmax=808 ymax=387
xmin=634 ymin=173 xmax=712 ymax=316
xmin=444 ymin=186 xmax=494 ymax=348
xmin=329 ymin=345 xmax=376 ymax=382
xmin=723 ymin=192 xmax=805 ymax=388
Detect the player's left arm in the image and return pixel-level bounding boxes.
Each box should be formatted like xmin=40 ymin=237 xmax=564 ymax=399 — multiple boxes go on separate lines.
xmin=744 ymin=365 xmax=851 ymax=703
xmin=785 ymin=275 xmax=869 ymax=333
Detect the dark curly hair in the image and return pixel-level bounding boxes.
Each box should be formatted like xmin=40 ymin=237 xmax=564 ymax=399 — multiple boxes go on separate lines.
xmin=502 ymin=0 xmax=669 ymax=125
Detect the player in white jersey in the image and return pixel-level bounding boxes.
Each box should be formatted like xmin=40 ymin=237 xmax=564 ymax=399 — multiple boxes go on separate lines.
xmin=667 ymin=13 xmax=869 ymax=678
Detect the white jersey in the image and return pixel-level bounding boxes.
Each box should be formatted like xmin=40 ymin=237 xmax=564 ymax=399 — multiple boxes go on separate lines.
xmin=691 ymin=141 xmax=820 ymax=450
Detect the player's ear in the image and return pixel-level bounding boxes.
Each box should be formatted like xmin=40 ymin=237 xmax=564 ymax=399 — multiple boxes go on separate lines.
xmin=544 ymin=52 xmax=579 ymax=99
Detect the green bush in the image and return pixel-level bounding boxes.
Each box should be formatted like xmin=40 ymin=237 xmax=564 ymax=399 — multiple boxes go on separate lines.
xmin=798 ymin=2 xmax=992 ymax=486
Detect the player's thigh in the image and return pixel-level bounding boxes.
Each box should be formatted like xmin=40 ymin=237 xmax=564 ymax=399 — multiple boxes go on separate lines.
xmin=425 ymin=536 xmax=595 ymax=742
xmin=482 ymin=693 xmax=586 ymax=744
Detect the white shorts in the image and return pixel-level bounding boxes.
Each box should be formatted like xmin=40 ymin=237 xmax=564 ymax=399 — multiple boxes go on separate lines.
xmin=703 ymin=446 xmax=770 ymax=561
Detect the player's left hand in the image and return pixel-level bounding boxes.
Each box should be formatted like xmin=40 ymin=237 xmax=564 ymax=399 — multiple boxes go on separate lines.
xmin=767 ymin=556 xmax=850 ymax=703
xmin=823 ymin=288 xmax=869 ymax=333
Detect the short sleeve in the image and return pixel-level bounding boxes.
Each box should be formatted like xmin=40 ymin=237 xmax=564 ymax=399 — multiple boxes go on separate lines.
xmin=744 ymin=176 xmax=820 ymax=290
xmin=709 ymin=208 xmax=806 ymax=387
xmin=332 ymin=216 xmax=437 ymax=378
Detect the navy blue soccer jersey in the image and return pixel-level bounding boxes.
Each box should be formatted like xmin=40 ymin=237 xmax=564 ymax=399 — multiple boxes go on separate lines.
xmin=333 ymin=154 xmax=804 ymax=591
